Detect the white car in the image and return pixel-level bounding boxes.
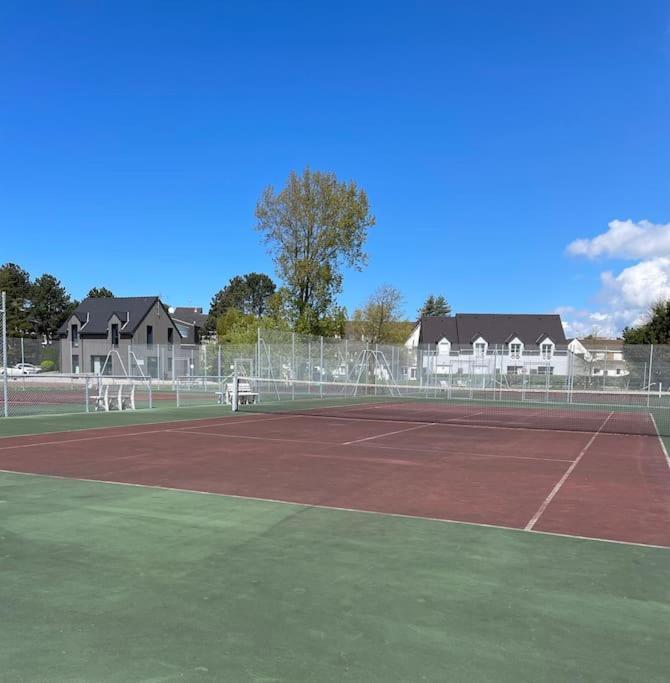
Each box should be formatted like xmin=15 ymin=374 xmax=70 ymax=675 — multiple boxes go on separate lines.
xmin=13 ymin=363 xmax=41 ymax=375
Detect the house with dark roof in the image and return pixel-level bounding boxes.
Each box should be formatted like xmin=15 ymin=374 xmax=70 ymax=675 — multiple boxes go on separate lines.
xmin=567 ymin=337 xmax=628 ymax=378
xmin=405 ymin=313 xmax=569 ymax=377
xmin=58 ymin=296 xmax=194 ymax=377
xmin=170 ymin=306 xmax=209 ymax=344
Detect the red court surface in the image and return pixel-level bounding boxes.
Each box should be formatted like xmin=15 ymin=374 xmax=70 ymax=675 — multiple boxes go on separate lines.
xmin=1 ymin=412 xmax=669 ymax=548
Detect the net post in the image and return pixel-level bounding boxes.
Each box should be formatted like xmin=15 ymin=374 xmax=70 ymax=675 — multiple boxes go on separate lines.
xmin=1 ymin=292 xmax=8 ymax=418
xmin=231 ymin=372 xmax=239 ymax=412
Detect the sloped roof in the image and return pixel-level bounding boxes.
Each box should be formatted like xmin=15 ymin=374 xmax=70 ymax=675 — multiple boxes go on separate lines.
xmin=58 ymin=296 xmax=162 ymax=336
xmin=578 ymin=338 xmax=623 ymax=350
xmin=418 ymin=314 xmax=567 ymax=347
xmin=172 ymin=306 xmax=207 ymax=327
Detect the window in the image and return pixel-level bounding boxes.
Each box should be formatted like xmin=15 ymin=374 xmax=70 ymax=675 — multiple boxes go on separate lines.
xmin=71 ymin=354 xmax=80 ymax=374
xmin=167 ymin=357 xmax=173 ymax=374
xmin=616 ymin=368 xmax=622 ymax=375
xmin=540 ymin=342 xmax=553 ymax=360
xmin=146 ymin=325 xmax=153 ymax=346
xmin=111 ymin=323 xmax=119 ymax=347
xmin=507 ymin=365 xmax=523 ymax=374
xmin=474 ymin=342 xmax=487 ymax=358
xmin=167 ymin=328 xmax=174 ymax=346
xmin=71 ymin=324 xmax=79 ymax=347
xmin=538 ymin=366 xmax=554 ymax=375
xmin=509 ymin=342 xmax=522 ymax=359
xmin=90 ymin=355 xmax=111 ymax=375
xmin=147 ymin=356 xmax=158 ymax=378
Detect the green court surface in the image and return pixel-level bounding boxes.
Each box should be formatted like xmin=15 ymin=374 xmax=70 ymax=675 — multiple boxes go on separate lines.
xmin=1 ymin=471 xmax=669 ymax=682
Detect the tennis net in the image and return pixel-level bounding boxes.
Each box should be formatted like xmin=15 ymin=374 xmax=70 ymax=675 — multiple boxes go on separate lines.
xmin=232 ymin=376 xmax=670 ymax=437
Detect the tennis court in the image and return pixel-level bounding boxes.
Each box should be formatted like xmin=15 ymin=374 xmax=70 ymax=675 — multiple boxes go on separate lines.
xmin=1 ymin=393 xmax=669 ymax=547
xmin=1 ymin=385 xmax=669 ymax=680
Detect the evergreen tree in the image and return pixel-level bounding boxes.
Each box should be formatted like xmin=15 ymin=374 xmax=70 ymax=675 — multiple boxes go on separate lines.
xmin=87 ymin=287 xmax=114 ymax=298
xmin=0 ymin=262 xmax=32 ymax=336
xmin=418 ymin=294 xmax=451 ymax=317
xmin=623 ymin=301 xmax=670 ymax=344
xmin=30 ymin=274 xmax=75 ymax=341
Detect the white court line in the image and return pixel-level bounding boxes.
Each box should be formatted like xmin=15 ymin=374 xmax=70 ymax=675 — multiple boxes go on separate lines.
xmin=444 ymin=409 xmax=487 ymax=422
xmin=0 ymin=407 xmax=279 ymax=441
xmin=261 ymin=410 xmax=639 ymax=437
xmin=0 ymin=414 xmax=299 ymax=451
xmin=170 ymin=428 xmax=337 ymax=447
xmin=0 ymin=467 xmax=667 ymax=551
xmin=341 ymin=423 xmax=435 ymax=445
xmin=649 ymin=413 xmax=670 ymax=473
xmin=524 ymin=412 xmax=614 ymax=531
xmin=170 ymin=428 xmax=573 ymax=463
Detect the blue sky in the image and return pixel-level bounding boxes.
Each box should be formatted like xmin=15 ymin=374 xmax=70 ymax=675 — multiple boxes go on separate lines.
xmin=2 ymin=2 xmax=668 ymax=335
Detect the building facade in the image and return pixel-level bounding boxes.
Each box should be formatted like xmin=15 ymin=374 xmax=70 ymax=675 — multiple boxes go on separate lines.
xmin=58 ymin=296 xmax=200 ymax=378
xmin=405 ymin=313 xmax=570 ymax=379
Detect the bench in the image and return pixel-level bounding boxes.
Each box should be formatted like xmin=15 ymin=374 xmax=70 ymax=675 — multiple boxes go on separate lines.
xmin=217 ymin=381 xmax=259 ymax=405
xmin=91 ymin=383 xmax=136 ymax=412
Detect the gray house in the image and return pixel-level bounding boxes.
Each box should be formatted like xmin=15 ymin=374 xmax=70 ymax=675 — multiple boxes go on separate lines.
xmin=170 ymin=306 xmax=208 ymax=344
xmin=58 ymin=296 xmax=194 ymax=378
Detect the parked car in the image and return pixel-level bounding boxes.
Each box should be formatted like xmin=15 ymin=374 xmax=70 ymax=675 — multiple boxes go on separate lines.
xmin=13 ymin=363 xmax=41 ymax=375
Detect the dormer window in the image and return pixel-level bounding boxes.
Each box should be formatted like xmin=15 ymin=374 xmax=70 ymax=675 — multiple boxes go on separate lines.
xmin=71 ymin=324 xmax=79 ymax=348
xmin=111 ymin=323 xmax=119 ymax=347
xmin=540 ymin=339 xmax=554 ymax=360
xmin=473 ymin=337 xmax=487 ymax=358
xmin=437 ymin=337 xmax=451 ymax=354
xmin=508 ymin=337 xmax=523 ymax=360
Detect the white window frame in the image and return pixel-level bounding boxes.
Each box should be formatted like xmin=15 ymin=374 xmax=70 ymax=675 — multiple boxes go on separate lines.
xmin=540 ymin=338 xmax=554 ymax=361
xmin=473 ymin=337 xmax=488 ymax=358
xmin=508 ymin=337 xmax=523 ymax=360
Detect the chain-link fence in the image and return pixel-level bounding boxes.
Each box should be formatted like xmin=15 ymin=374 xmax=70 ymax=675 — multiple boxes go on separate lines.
xmin=1 ymin=304 xmax=670 ymax=423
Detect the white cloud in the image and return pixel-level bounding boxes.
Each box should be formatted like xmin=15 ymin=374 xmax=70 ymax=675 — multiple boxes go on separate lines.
xmin=563 ymin=219 xmax=670 ymax=337
xmin=600 ymin=258 xmax=670 ymax=309
xmin=567 ymin=219 xmax=670 ymax=260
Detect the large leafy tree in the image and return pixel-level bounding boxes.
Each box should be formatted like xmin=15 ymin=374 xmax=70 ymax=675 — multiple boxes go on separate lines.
xmin=87 ymin=287 xmax=114 ymax=298
xmin=351 ymin=285 xmax=408 ymax=344
xmin=255 ymin=168 xmax=375 ymax=334
xmin=207 ymin=273 xmax=277 ymax=331
xmin=418 ymin=294 xmax=451 ymax=317
xmin=215 ymin=307 xmax=289 ymax=345
xmin=30 ymin=274 xmax=75 ymax=342
xmin=623 ymin=301 xmax=670 ymax=344
xmin=0 ymin=262 xmax=32 ymax=336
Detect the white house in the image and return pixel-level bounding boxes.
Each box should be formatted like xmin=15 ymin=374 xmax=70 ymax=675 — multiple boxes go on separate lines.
xmin=567 ymin=338 xmax=628 ymax=378
xmin=405 ymin=313 xmax=570 ymax=378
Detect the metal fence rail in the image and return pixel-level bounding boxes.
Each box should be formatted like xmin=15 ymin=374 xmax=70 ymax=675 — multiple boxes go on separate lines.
xmin=1 ymin=293 xmax=669 ymax=422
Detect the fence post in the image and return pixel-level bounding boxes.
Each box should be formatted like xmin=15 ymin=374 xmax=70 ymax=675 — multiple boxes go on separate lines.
xmin=291 ymin=333 xmax=295 ymax=400
xmin=1 ymin=292 xmax=8 ymax=418
xmin=85 ymin=378 xmax=90 ymax=413
xmin=217 ymin=346 xmax=221 ymax=383
xmin=647 ymin=344 xmax=654 ymax=407
xmin=176 ymin=376 xmax=180 ymax=408
xmin=320 ymin=336 xmax=324 ymax=398
xmin=148 ymin=377 xmax=153 ymax=409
